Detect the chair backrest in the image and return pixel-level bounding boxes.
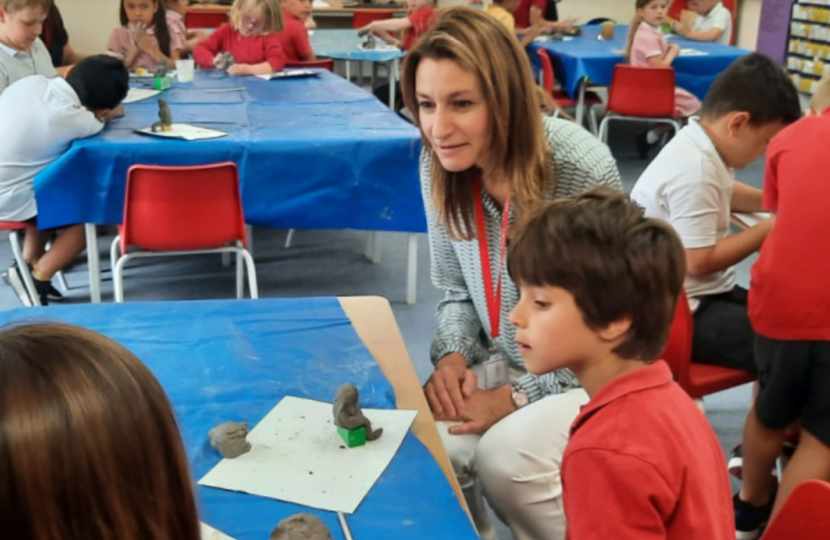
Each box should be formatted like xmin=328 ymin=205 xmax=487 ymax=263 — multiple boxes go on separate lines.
xmin=660 ymin=292 xmax=693 ymax=390
xmin=607 ymin=65 xmax=677 ymax=118
xmin=185 ymin=10 xmax=229 ymax=29
xmin=121 ymin=162 xmax=247 ymax=252
xmin=286 ymin=58 xmax=335 ymax=71
xmin=536 ymin=48 xmax=556 ymax=96
xmin=763 ymin=480 xmax=830 ymax=539
xmin=352 ymin=10 xmax=393 ymax=29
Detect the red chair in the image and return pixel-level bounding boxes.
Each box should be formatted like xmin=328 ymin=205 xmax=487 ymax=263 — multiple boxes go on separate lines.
xmin=762 ymin=480 xmax=830 ymax=539
xmin=286 ymin=58 xmax=335 ymax=71
xmin=352 ymin=10 xmax=394 ymax=29
xmin=185 ymin=10 xmax=229 ymax=29
xmin=537 ymin=48 xmax=603 ymax=135
xmin=597 ymin=64 xmax=682 ymax=146
xmin=110 ymin=163 xmax=258 ymax=302
xmin=660 ymin=292 xmax=756 ymax=402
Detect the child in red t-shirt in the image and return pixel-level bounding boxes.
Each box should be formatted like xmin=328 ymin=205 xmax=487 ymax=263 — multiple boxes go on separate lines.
xmin=734 ymin=73 xmax=830 ymax=539
xmin=193 ymin=0 xmax=286 ymax=75
xmin=507 ymin=188 xmax=734 ymax=540
xmin=279 ymin=0 xmax=315 ymax=63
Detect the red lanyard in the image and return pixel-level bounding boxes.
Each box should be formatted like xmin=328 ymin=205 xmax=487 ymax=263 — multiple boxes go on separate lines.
xmin=473 ymin=179 xmax=511 ymax=339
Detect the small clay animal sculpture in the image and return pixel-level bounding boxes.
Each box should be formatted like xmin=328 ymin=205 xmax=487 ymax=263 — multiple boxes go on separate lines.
xmin=151 ymin=98 xmax=173 ymax=132
xmin=216 ymin=52 xmax=235 ymax=71
xmin=154 ymin=62 xmax=168 ymax=79
xmin=361 ymin=32 xmax=376 ymax=49
xmin=332 ymin=383 xmax=383 ymax=441
xmin=208 ymin=421 xmax=251 ymax=458
xmin=270 ymin=514 xmax=333 ymax=540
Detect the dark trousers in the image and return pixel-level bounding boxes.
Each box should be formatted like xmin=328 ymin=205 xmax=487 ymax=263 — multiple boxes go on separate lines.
xmin=692 ymin=286 xmax=757 ymax=374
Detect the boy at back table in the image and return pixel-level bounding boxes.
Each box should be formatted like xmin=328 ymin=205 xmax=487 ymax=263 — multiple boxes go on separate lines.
xmin=507 ymin=188 xmax=733 ymax=540
xmin=0 ymin=0 xmax=56 ymax=94
xmin=631 ymin=53 xmax=801 ymax=377
xmin=734 ymin=72 xmax=830 ymax=539
xmin=0 ymin=55 xmax=128 ymax=306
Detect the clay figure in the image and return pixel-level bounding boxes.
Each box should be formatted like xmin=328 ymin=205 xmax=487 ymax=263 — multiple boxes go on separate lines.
xmin=208 ymin=421 xmax=251 ymax=458
xmin=270 ymin=514 xmax=333 ymax=540
xmin=151 ymin=98 xmax=173 ymax=132
xmin=154 ymin=62 xmax=168 ymax=79
xmin=362 ymin=33 xmax=376 ymax=50
xmin=332 ymin=383 xmax=383 ymax=441
xmin=216 ymin=52 xmax=235 ymax=71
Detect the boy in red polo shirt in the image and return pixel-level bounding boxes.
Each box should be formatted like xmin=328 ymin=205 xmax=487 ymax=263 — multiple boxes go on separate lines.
xmin=734 ymin=74 xmax=830 ymax=539
xmin=279 ymin=0 xmax=315 ymax=62
xmin=507 ymin=188 xmax=733 ymax=540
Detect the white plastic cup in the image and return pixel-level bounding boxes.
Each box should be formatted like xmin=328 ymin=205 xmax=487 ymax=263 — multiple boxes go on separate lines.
xmin=176 ymin=59 xmax=195 ymax=83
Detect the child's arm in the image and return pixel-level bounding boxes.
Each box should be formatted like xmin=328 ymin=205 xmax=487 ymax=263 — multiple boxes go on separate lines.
xmin=184 ymin=29 xmax=208 ymax=53
xmin=375 ymin=30 xmax=401 ymax=47
xmin=646 ymin=43 xmax=680 ymax=68
xmin=685 ymin=218 xmax=772 ymax=277
xmin=193 ymin=25 xmax=226 ymax=68
xmin=133 ymin=27 xmax=180 ymax=68
xmin=671 ymin=21 xmax=724 ymax=43
xmin=228 ymin=34 xmax=286 ymax=75
xmin=517 ymin=25 xmax=544 ymax=48
xmin=731 ymin=182 xmax=763 ymax=213
xmin=107 ymin=28 xmax=139 ymax=69
xmin=359 ymin=17 xmax=413 ymax=36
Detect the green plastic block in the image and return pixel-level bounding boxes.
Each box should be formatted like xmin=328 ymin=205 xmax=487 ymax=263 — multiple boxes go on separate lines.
xmin=154 ymin=76 xmax=172 ymax=91
xmin=338 ymin=426 xmax=366 ymax=447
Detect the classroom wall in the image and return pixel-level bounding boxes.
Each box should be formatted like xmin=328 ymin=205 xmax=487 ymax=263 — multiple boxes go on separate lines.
xmin=60 ymin=0 xmax=763 ymax=61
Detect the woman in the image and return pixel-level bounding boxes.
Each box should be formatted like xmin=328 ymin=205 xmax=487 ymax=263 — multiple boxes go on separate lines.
xmin=401 ymin=8 xmax=622 ymax=540
xmin=0 ymin=323 xmax=201 ymax=540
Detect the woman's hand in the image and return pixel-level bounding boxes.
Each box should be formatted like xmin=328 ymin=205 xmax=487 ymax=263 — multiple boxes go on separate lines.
xmin=424 ymin=353 xmax=477 ymax=421
xmin=448 ymin=385 xmax=517 ymax=436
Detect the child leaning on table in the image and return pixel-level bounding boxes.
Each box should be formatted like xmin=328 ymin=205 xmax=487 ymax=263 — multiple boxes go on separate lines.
xmin=193 ymin=0 xmax=286 ymax=76
xmin=0 ymin=0 xmax=57 ymax=94
xmin=625 ymin=0 xmax=701 ymax=159
xmin=108 ymin=0 xmax=184 ymax=71
xmin=0 ymin=322 xmax=201 ymax=540
xmin=733 ymin=72 xmax=830 ymax=539
xmin=0 ymin=56 xmax=128 ymax=306
xmin=507 ymin=188 xmax=734 ymax=540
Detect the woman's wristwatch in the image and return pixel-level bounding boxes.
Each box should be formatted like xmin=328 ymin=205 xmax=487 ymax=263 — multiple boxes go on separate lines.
xmin=511 ymin=382 xmax=529 ymax=409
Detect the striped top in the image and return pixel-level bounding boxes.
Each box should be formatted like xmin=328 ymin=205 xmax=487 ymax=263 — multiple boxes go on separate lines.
xmin=422 ymin=116 xmax=623 ymax=403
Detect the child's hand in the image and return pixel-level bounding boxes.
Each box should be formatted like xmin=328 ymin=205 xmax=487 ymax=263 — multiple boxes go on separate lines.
xmin=212 ymin=52 xmax=225 ymax=69
xmin=228 ymin=64 xmax=251 ymax=76
xmin=671 ymin=21 xmax=688 ymax=36
xmin=357 ymin=23 xmax=373 ymax=37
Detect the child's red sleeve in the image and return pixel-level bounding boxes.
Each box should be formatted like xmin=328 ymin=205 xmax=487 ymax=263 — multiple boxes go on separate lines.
xmin=295 ymin=24 xmax=314 ymax=59
xmin=264 ymin=34 xmax=287 ymax=72
xmin=193 ymin=24 xmax=228 ymax=68
xmin=762 ymin=138 xmax=783 ymax=212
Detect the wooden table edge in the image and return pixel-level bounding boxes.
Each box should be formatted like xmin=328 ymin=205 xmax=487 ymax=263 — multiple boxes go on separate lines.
xmin=338 ymin=296 xmax=469 ymax=515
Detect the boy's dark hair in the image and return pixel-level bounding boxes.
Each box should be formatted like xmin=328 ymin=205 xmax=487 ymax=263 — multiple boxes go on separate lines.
xmin=701 ymin=52 xmax=801 ymax=126
xmin=120 ymin=0 xmax=172 ymax=57
xmin=508 ymin=188 xmax=686 ymax=361
xmin=66 ymin=55 xmax=129 ymax=110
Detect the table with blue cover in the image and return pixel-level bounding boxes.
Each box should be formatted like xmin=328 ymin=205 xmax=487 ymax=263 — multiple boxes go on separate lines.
xmin=0 ymin=296 xmax=476 ymax=540
xmin=527 ymin=24 xmax=749 ymax=123
xmin=33 ymin=70 xmax=426 ymax=303
xmin=311 ymin=29 xmax=405 ymax=107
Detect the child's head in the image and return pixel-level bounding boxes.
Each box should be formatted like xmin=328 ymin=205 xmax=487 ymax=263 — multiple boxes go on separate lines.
xmin=282 ymin=0 xmax=311 ymax=21
xmin=406 ymin=0 xmax=434 ymax=13
xmin=119 ymin=0 xmax=172 ymax=56
xmin=166 ymin=0 xmax=189 ymax=16
xmin=66 ymin=55 xmax=130 ymax=118
xmin=634 ymin=0 xmax=669 ymax=27
xmin=0 ymin=323 xmax=201 ymax=540
xmin=0 ymin=0 xmax=50 ymax=51
xmin=688 ymin=0 xmax=719 ymax=16
xmin=230 ymin=0 xmax=283 ymax=36
xmin=809 ymin=72 xmax=830 ymax=115
xmin=507 ymin=188 xmax=686 ymax=375
xmin=700 ymin=53 xmax=801 ymax=169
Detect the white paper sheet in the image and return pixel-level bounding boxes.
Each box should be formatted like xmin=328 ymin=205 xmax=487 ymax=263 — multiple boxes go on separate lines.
xmin=200 ymin=522 xmax=237 ymax=540
xmin=130 ymin=70 xmax=177 ymax=78
xmin=135 ymin=123 xmax=228 ymax=141
xmin=123 ymin=88 xmax=161 ymax=104
xmin=256 ymin=69 xmax=319 ymax=80
xmin=679 ymin=48 xmax=709 ymax=56
xmin=733 ymin=212 xmax=771 ymax=228
xmin=198 ymin=396 xmax=417 ymax=514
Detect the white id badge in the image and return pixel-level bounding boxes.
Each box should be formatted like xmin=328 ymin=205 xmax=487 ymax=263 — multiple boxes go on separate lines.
xmin=482 ymin=353 xmax=509 ymax=389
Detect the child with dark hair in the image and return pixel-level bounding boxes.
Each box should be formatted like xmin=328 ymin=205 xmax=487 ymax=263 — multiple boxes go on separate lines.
xmin=0 ymin=55 xmax=128 ymax=306
xmin=108 ymin=0 xmax=183 ymax=70
xmin=507 ymin=187 xmax=733 ymax=539
xmin=631 ymin=53 xmax=801 ymax=378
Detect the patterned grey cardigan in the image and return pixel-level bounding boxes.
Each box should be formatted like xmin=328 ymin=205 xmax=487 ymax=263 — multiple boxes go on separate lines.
xmin=422 ymin=116 xmax=623 ymax=403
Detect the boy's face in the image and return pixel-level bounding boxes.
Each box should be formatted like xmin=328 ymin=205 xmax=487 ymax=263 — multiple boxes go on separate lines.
xmin=510 ymin=284 xmax=615 ymax=375
xmin=406 ymin=0 xmax=431 ymax=12
xmin=688 ymin=0 xmax=717 ymax=16
xmin=124 ymin=0 xmax=158 ymax=25
xmin=283 ymin=0 xmax=312 ymax=21
xmin=720 ymin=114 xmax=787 ymax=169
xmin=0 ymin=5 xmax=47 ymax=52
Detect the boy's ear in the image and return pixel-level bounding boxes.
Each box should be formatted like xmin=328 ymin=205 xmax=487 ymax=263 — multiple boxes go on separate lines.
xmin=598 ymin=317 xmax=631 ymax=343
xmin=0 ymin=7 xmax=7 ymax=23
xmin=725 ymin=111 xmax=751 ymax=137
xmin=805 ymin=108 xmax=817 ymax=117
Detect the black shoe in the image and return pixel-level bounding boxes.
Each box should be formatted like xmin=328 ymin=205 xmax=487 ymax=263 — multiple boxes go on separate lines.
xmin=3 ymin=261 xmax=63 ymax=302
xmin=635 ymin=132 xmax=656 ymax=159
xmin=734 ymin=491 xmax=775 ymax=540
xmin=31 ymin=276 xmax=56 ymax=306
xmin=4 ymin=263 xmax=33 ymax=307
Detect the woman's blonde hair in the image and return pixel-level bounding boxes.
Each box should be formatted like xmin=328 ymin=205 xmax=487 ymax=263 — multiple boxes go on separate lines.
xmin=0 ymin=323 xmax=201 ymax=540
xmin=625 ymin=0 xmax=659 ymax=62
xmin=401 ymin=6 xmax=550 ymax=240
xmin=231 ymin=0 xmax=283 ymax=34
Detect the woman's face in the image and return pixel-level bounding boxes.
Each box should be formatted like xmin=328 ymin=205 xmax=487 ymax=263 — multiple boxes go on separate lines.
xmin=415 ymin=58 xmax=491 ymax=173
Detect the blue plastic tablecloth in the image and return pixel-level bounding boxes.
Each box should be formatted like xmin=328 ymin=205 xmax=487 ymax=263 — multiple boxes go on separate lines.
xmin=527 ymin=25 xmax=749 ymax=100
xmin=0 ymin=297 xmax=477 ymax=540
xmin=33 ymin=70 xmax=426 ymax=233
xmin=312 ymin=29 xmax=405 ymax=62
